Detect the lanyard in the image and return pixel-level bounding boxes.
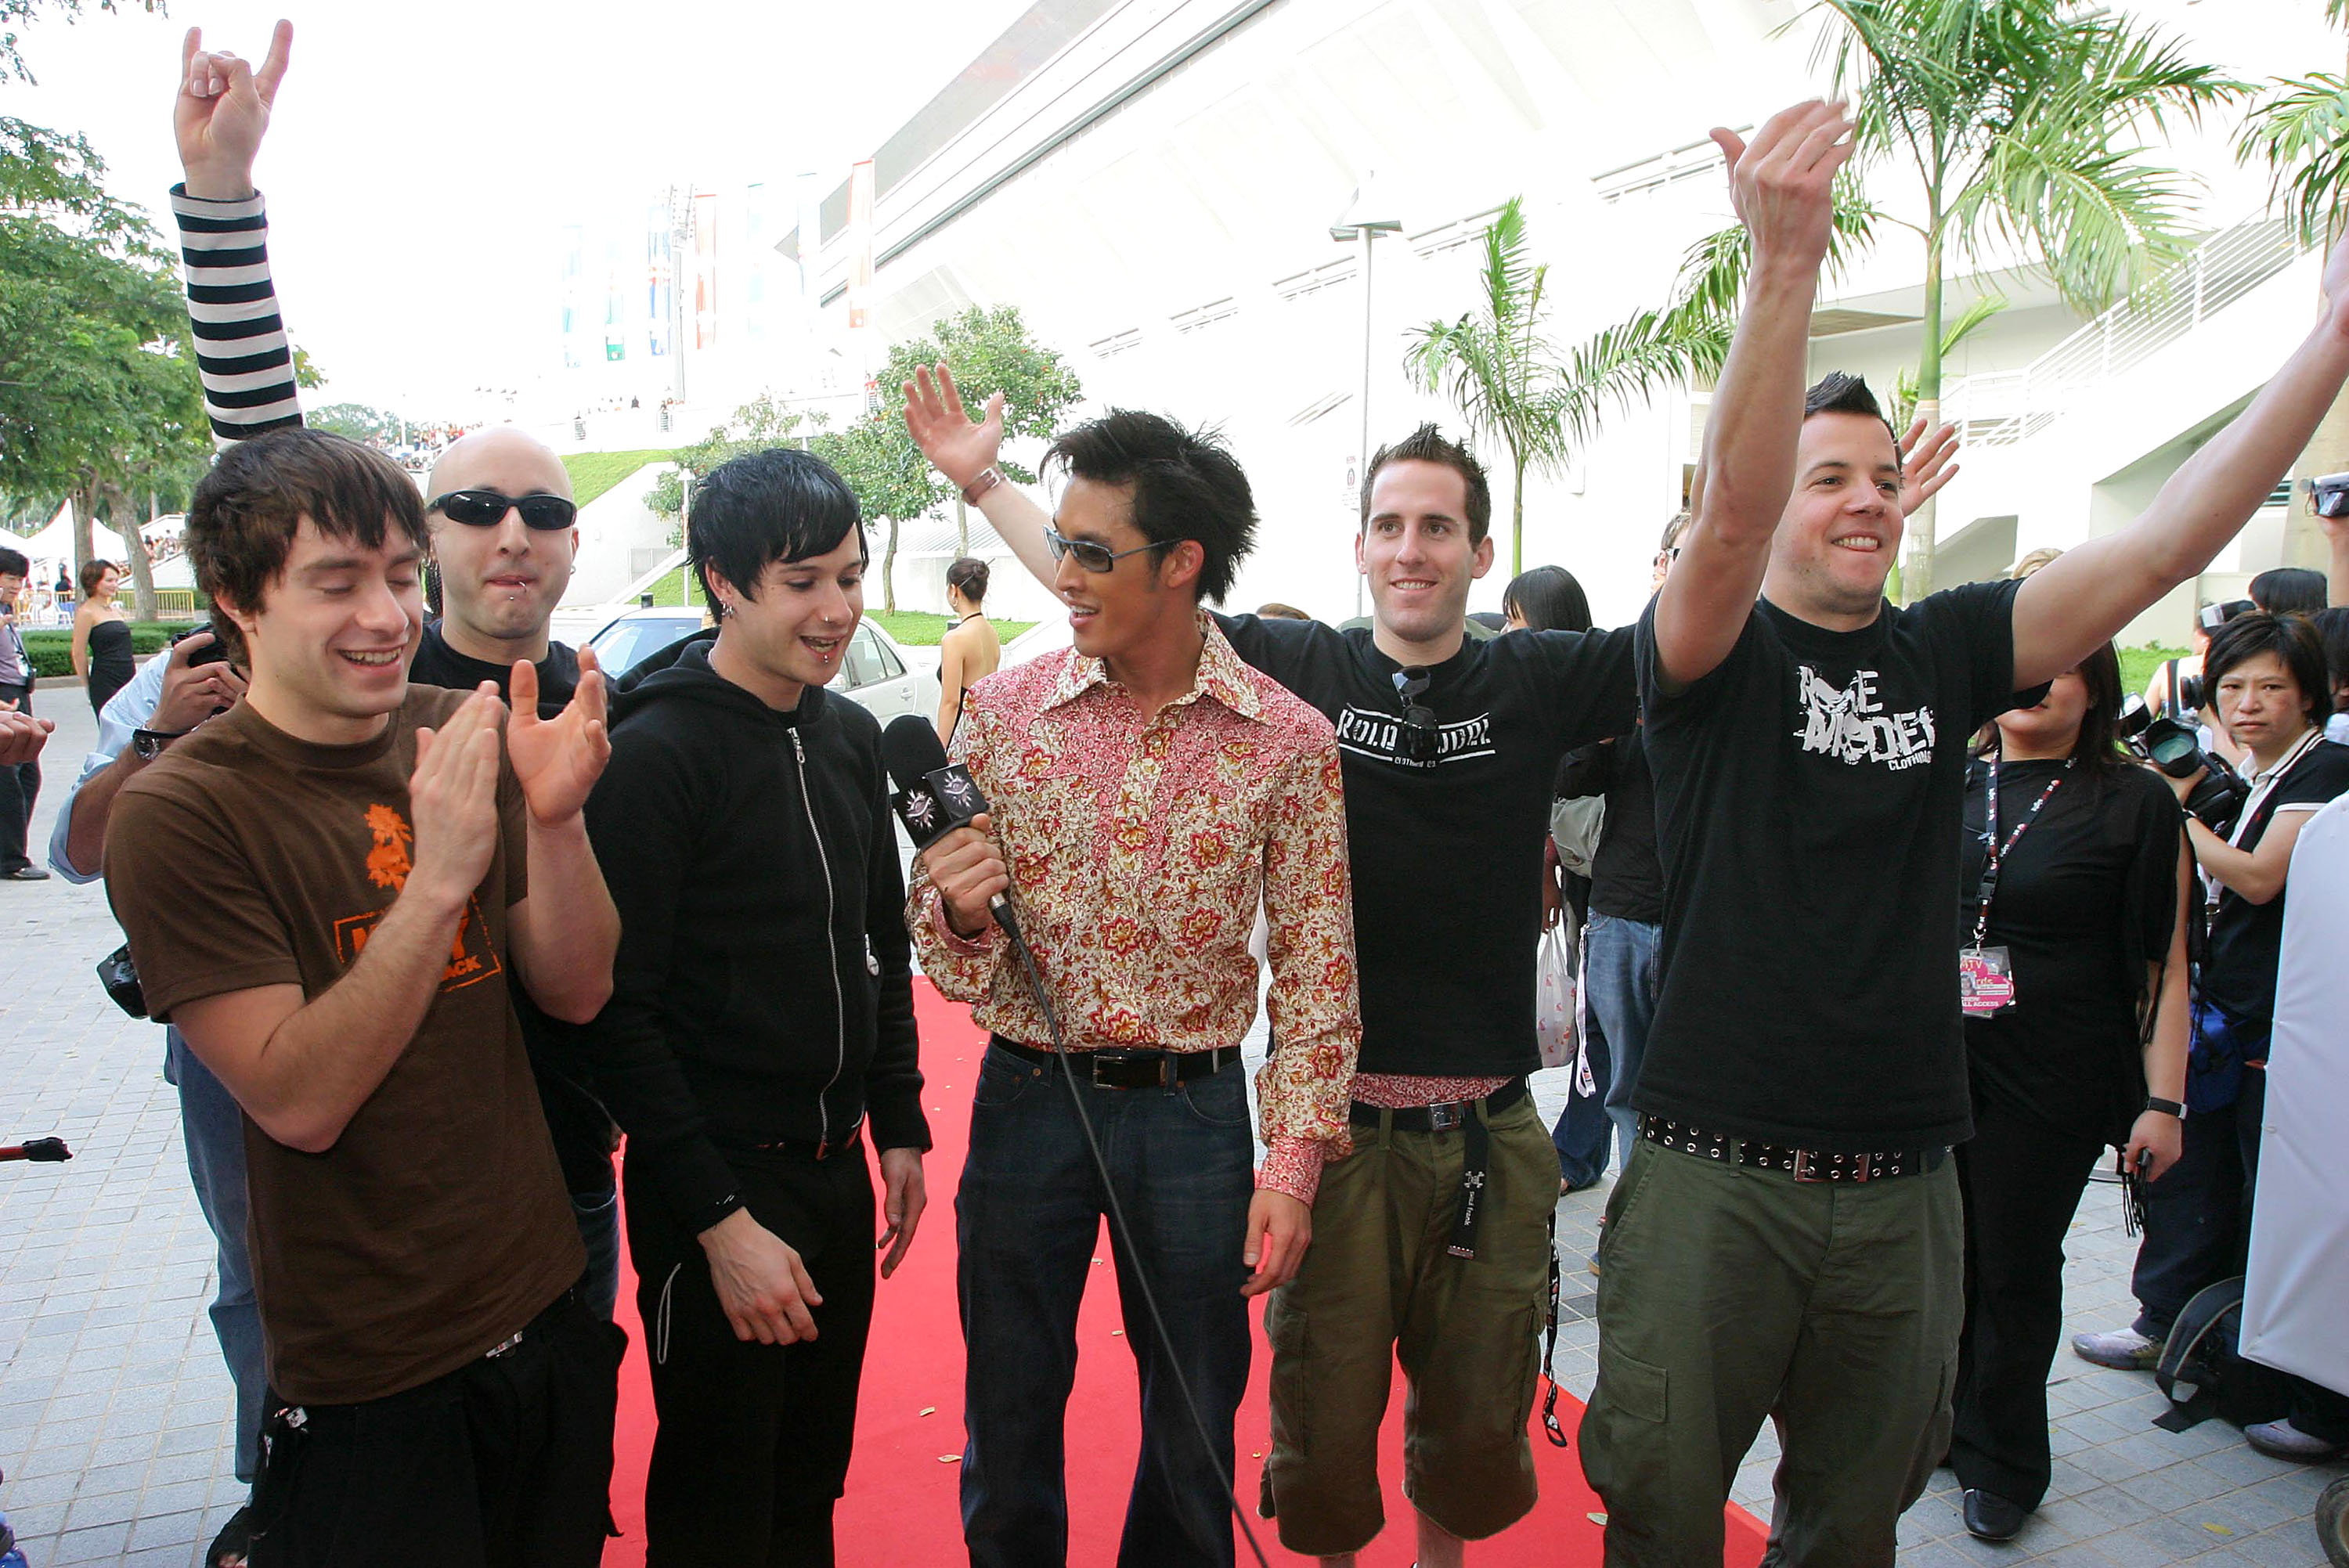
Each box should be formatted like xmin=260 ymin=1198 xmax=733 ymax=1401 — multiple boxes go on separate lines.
xmin=1972 ymin=747 xmax=2073 ymax=948
xmin=2205 ymin=726 xmax=2326 ymax=913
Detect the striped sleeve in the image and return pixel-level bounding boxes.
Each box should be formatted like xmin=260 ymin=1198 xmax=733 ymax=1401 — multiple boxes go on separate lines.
xmin=171 ymin=185 xmax=305 ymax=449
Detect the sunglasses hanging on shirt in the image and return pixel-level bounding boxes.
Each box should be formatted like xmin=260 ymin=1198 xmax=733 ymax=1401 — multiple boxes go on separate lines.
xmin=426 ymin=489 xmax=579 ymax=532
xmin=1392 ymin=666 xmax=1438 ymax=764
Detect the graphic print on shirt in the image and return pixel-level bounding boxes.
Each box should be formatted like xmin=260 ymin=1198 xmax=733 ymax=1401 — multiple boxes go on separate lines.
xmin=1792 ymin=665 xmax=1936 ymax=772
xmin=334 ymin=802 xmax=503 ymax=992
xmin=1333 ymin=705 xmax=1496 ymax=768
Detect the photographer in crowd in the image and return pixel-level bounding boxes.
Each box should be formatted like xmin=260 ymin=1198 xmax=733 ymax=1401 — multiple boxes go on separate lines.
xmin=1948 ymin=637 xmax=2189 ymax=1541
xmin=2082 ymin=612 xmax=2349 ymax=1460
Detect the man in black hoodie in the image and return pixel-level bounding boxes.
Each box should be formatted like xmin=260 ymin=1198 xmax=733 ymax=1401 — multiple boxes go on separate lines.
xmin=579 ymin=448 xmax=930 ymax=1566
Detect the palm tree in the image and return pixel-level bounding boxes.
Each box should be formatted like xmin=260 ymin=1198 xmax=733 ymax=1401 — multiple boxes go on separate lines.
xmin=1407 ymin=199 xmax=1735 ymax=575
xmin=1810 ymin=0 xmax=2246 ymax=597
xmin=1405 ymin=199 xmax=1568 ymax=578
xmin=2236 ymin=0 xmax=2349 ymax=568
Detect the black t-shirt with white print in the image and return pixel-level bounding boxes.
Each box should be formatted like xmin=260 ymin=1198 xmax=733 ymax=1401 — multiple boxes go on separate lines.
xmin=1634 ymin=579 xmax=2031 ymax=1152
xmin=1214 ymin=612 xmax=1637 ymax=1078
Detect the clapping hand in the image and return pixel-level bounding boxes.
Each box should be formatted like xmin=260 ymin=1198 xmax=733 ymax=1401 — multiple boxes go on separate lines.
xmin=175 ymin=20 xmax=291 ymax=201
xmin=507 ymin=647 xmax=611 ymax=827
xmin=902 ymin=362 xmax=1005 ymax=492
xmin=406 ymin=686 xmax=504 ymax=913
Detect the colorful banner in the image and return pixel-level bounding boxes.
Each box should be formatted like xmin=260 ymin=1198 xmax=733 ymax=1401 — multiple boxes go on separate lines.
xmin=694 ymin=191 xmax=720 ymax=351
xmin=846 ymin=159 xmax=875 ymax=330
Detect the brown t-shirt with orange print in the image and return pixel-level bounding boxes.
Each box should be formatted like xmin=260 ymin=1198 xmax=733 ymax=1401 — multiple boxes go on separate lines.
xmin=103 ymin=685 xmax=583 ymax=1406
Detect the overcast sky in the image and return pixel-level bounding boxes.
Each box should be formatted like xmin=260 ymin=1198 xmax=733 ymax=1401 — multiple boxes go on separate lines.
xmin=0 ymin=0 xmax=1033 ymax=412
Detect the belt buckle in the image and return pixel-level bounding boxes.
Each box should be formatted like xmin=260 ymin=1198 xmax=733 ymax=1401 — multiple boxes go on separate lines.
xmin=1427 ymin=1101 xmax=1466 ymax=1133
xmin=1792 ymin=1148 xmax=1828 ymax=1184
xmin=486 ymin=1328 xmax=525 ymax=1358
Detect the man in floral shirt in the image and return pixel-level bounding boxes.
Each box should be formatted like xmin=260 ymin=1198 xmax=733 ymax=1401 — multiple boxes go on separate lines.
xmin=911 ymin=410 xmax=1361 ymax=1568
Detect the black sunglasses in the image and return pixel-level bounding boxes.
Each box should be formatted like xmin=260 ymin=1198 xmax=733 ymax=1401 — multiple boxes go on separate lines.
xmin=1044 ymin=525 xmax=1164 ymax=574
xmin=1392 ymin=665 xmax=1438 ymax=764
xmin=427 ymin=488 xmax=579 ymax=532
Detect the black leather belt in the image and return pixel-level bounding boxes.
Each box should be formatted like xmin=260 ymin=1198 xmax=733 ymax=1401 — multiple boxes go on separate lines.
xmin=1639 ymin=1115 xmax=1947 ymax=1183
xmin=990 ymin=1036 xmax=1242 ymax=1090
xmin=1351 ymin=1076 xmax=1530 ymax=1260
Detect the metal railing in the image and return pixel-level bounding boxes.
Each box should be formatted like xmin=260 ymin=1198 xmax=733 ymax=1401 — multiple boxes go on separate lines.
xmin=1941 ymin=217 xmax=2307 ymax=447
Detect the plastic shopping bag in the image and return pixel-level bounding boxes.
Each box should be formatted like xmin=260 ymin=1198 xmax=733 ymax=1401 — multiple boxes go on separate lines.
xmin=1535 ymin=919 xmax=1578 ymax=1070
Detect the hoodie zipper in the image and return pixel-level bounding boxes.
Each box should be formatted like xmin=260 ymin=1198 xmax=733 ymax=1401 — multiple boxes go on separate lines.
xmin=790 ymin=727 xmax=847 ymax=1143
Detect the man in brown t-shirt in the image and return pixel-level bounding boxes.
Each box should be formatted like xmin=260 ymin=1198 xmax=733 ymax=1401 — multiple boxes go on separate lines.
xmin=104 ymin=427 xmax=622 ymax=1567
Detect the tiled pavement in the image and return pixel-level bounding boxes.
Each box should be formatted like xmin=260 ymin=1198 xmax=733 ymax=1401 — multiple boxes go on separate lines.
xmin=2 ymin=694 xmax=2343 ymax=1565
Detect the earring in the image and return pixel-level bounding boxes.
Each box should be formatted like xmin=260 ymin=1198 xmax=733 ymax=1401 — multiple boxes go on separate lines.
xmin=717 ymin=600 xmax=734 ymax=620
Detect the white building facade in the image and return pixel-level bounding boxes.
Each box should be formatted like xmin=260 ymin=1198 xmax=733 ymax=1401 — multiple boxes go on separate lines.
xmin=765 ymin=0 xmax=2335 ymax=635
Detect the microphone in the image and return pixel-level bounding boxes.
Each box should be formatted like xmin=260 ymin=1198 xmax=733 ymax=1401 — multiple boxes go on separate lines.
xmin=880 ymin=714 xmax=1019 ymax=938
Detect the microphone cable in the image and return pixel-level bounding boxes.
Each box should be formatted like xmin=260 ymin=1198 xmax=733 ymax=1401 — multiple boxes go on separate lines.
xmin=991 ymin=900 xmax=1274 ymax=1568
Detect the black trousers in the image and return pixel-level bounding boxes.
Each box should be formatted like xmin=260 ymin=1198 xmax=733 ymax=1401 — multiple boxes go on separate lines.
xmin=247 ymin=1286 xmax=622 ymax=1568
xmin=0 ymin=680 xmax=37 ymax=871
xmin=625 ymin=1141 xmax=876 ymax=1568
xmin=1952 ymin=1096 xmax=2106 ymax=1511
xmin=2130 ymin=1095 xmax=2242 ymax=1339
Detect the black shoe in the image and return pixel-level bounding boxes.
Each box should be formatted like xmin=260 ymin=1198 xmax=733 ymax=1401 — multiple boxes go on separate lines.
xmin=2 ymin=864 xmax=49 ymax=881
xmin=1962 ymin=1488 xmax=2027 ymax=1542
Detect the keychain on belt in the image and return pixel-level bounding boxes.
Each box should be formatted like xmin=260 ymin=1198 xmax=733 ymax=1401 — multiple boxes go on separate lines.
xmin=1961 ymin=747 xmax=2072 ymax=1017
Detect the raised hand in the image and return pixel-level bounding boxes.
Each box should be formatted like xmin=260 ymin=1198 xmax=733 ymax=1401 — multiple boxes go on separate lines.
xmin=406 ymin=685 xmax=504 ymax=912
xmin=1712 ymin=99 xmax=1853 ymax=275
xmin=901 ymin=362 xmax=1005 ymax=492
xmin=1897 ymin=416 xmax=1961 ymax=518
xmin=175 ymin=20 xmax=292 ymax=201
xmin=507 ymin=647 xmax=611 ymax=827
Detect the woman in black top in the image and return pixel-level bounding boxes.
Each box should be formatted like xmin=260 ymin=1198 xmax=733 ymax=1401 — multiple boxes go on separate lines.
xmin=71 ymin=558 xmax=135 ymax=716
xmin=1950 ymin=640 xmax=2189 ymax=1541
xmin=2168 ymin=612 xmax=2349 ymax=1462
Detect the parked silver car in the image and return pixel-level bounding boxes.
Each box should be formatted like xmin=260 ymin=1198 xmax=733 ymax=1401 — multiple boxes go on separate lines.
xmin=582 ymin=607 xmax=942 ymax=725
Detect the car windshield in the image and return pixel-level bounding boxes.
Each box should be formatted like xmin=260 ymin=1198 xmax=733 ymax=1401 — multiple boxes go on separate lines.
xmin=591 ymin=615 xmax=705 ymax=679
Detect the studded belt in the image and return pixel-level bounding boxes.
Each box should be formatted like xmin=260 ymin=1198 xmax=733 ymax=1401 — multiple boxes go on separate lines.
xmin=1639 ymin=1115 xmax=1947 ymax=1183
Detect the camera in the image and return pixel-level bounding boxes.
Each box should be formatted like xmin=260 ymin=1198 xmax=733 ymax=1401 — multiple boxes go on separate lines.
xmin=2309 ymin=470 xmax=2349 ymax=520
xmin=96 ymin=942 xmax=147 ymax=1018
xmin=170 ymin=624 xmax=229 ymax=669
xmin=2116 ymin=697 xmax=2247 ymax=830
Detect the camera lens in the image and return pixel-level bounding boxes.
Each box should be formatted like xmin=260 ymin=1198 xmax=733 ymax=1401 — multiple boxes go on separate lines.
xmin=2148 ymin=730 xmax=2202 ymax=775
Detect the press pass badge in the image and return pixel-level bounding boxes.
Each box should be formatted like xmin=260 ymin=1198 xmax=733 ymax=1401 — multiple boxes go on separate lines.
xmin=1959 ymin=946 xmax=2015 ymax=1017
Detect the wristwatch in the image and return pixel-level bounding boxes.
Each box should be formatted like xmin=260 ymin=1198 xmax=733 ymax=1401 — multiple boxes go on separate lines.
xmin=960 ymin=466 xmax=1005 ymax=507
xmin=131 ymin=728 xmax=184 ymax=762
xmin=2145 ymin=1096 xmax=2186 ymax=1119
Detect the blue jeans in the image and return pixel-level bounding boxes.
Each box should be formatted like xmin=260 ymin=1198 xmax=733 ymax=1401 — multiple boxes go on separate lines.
xmin=166 ymin=1026 xmax=266 ymax=1484
xmin=956 ymin=1043 xmax=1254 ymax=1568
xmin=1590 ymin=914 xmax=1662 ymax=1176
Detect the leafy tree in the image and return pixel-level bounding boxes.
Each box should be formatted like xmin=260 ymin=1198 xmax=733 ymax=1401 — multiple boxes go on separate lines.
xmin=653 ymin=308 xmax=1081 ymax=613
xmin=2 ymin=0 xmax=159 ymax=83
xmin=310 ymin=402 xmax=434 ymax=445
xmin=1585 ymin=3 xmax=2243 ymax=600
xmin=1 ymin=117 xmax=211 ymax=617
xmin=1406 ymin=198 xmax=1737 ymax=575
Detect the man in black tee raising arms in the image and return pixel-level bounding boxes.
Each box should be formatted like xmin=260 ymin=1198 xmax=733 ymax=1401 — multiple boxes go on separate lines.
xmin=1582 ymin=99 xmax=2349 ymax=1564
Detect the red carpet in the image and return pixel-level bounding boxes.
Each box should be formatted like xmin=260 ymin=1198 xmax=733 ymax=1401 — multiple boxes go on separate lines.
xmin=602 ymin=982 xmax=1769 ymax=1565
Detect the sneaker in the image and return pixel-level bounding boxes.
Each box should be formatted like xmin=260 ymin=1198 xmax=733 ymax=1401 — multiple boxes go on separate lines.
xmin=2244 ymin=1418 xmax=2348 ymax=1462
xmin=2071 ymin=1327 xmax=2163 ymax=1372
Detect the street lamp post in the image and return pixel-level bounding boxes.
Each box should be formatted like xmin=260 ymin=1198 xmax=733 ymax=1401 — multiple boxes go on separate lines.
xmin=1331 ymin=173 xmax=1401 ymax=618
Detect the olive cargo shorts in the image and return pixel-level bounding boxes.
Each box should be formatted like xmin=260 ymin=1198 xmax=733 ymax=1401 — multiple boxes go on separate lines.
xmin=1259 ymin=1095 xmax=1554 ymax=1556
xmin=1579 ymin=1136 xmax=1962 ymax=1567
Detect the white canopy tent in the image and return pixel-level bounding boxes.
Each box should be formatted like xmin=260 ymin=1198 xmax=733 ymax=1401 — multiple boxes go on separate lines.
xmin=13 ymin=499 xmax=128 ymax=571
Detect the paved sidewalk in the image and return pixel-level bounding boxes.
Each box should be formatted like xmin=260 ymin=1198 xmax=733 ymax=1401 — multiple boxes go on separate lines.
xmin=1 ymin=694 xmax=2341 ymax=1565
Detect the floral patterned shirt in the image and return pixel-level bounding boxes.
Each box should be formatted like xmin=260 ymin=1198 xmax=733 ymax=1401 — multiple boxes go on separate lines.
xmin=910 ymin=613 xmax=1362 ymax=1202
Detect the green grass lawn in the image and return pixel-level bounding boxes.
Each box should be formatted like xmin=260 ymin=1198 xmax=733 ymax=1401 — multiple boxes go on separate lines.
xmin=2119 ymin=644 xmax=2190 ymax=699
xmin=627 ymin=571 xmax=1032 ymax=645
xmin=562 ymin=449 xmax=677 ymax=509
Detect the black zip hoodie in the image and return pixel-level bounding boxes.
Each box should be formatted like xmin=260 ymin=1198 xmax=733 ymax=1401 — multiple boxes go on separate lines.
xmin=576 ymin=631 xmax=928 ymax=1234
